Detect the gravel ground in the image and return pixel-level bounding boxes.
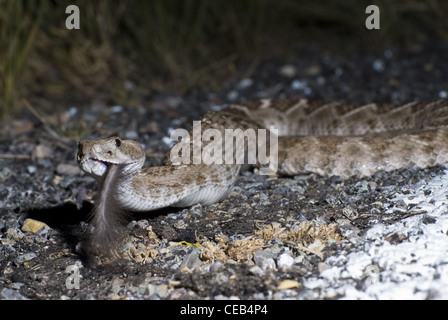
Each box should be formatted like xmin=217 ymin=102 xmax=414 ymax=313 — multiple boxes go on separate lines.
xmin=1 ymin=42 xmax=448 ymax=301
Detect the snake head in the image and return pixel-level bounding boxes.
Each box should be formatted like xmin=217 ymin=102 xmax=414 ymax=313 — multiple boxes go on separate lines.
xmin=77 ymin=136 xmax=145 ymax=180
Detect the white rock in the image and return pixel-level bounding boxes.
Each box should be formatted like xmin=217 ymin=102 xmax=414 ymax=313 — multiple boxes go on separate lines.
xmin=279 ymin=65 xmax=296 ymax=78
xmin=277 ymin=253 xmax=294 ymax=268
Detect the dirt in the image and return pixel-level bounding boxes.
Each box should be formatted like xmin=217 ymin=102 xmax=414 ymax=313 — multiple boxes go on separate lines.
xmin=1 ymin=42 xmax=448 ymax=301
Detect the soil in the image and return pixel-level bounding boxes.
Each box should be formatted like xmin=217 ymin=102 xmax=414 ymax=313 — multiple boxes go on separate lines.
xmin=1 ymin=41 xmax=448 ymax=301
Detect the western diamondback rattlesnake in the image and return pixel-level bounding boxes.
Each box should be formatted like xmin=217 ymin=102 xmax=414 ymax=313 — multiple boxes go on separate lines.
xmin=77 ymin=98 xmax=448 ymax=257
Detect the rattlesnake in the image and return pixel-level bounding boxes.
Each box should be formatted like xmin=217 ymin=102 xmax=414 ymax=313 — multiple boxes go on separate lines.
xmin=77 ymin=98 xmax=448 ymax=257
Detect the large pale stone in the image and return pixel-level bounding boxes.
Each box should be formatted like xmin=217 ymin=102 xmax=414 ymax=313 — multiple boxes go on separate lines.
xmin=21 ymin=218 xmax=50 ymax=233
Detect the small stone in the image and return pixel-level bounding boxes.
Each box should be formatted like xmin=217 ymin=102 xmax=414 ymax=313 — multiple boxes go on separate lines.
xmin=5 ymin=227 xmax=24 ymax=241
xmin=353 ymin=180 xmax=370 ymax=193
xmin=15 ymin=252 xmax=37 ymax=265
xmin=6 ymin=219 xmax=20 ymax=229
xmin=110 ymin=105 xmax=124 ymax=113
xmin=27 ymin=166 xmax=37 ymax=174
xmin=21 ymin=218 xmax=50 ymax=234
xmin=214 ymin=272 xmax=229 ymax=285
xmin=237 ymin=78 xmax=253 ymax=89
xmin=249 ymin=265 xmax=265 ymax=277
xmin=173 ymin=220 xmax=187 ymax=230
xmin=372 ymin=59 xmax=385 ymax=72
xmin=385 ymin=233 xmax=407 ymax=244
xmin=254 ymin=250 xmax=277 ymax=270
xmin=421 ymin=215 xmax=437 ymax=225
xmin=277 ymin=279 xmax=300 ymax=290
xmin=294 ymin=255 xmax=304 ymax=264
xmin=32 ymin=144 xmax=52 ymax=159
xmin=189 ymin=203 xmax=203 ymax=217
xmin=147 ymin=284 xmax=169 ymax=298
xmin=10 ymin=282 xmax=25 ymax=290
xmin=227 ymin=90 xmax=239 ymax=101
xmin=52 ymin=175 xmax=63 ymax=185
xmin=180 ymin=248 xmax=202 ymax=270
xmin=277 ymin=253 xmax=294 ymax=268
xmin=137 ymin=219 xmax=150 ymax=229
xmin=304 ymin=64 xmax=322 ymax=76
xmin=0 ymin=288 xmax=28 ymax=300
xmin=209 ymin=261 xmax=223 ymax=272
xmin=0 ymin=167 xmax=13 ymax=182
xmin=56 ymin=163 xmax=80 ymax=175
xmin=291 ymin=80 xmax=307 ymax=90
xmin=279 ymin=65 xmax=297 ymax=78
xmin=318 ymin=262 xmax=330 ymax=273
xmin=395 ymin=199 xmax=408 ymax=210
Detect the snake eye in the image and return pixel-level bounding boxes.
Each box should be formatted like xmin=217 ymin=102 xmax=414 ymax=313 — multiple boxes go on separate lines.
xmin=115 ymin=138 xmax=121 ymax=147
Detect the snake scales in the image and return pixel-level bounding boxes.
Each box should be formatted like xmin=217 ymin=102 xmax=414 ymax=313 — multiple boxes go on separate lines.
xmin=77 ymin=98 xmax=448 ymax=257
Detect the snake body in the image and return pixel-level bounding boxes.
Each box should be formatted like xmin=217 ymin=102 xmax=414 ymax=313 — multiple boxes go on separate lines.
xmin=77 ymin=98 xmax=448 ymax=257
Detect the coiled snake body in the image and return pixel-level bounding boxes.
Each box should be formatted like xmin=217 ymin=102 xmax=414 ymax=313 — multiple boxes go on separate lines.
xmin=77 ymin=98 xmax=448 ymax=256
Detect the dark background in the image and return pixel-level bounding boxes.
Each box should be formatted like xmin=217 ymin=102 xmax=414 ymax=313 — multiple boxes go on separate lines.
xmin=1 ymin=0 xmax=448 ymax=122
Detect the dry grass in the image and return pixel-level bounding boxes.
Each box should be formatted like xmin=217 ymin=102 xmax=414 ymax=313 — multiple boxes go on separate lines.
xmin=128 ymin=226 xmax=162 ymax=265
xmin=126 ymin=221 xmax=344 ymax=266
xmin=0 ymin=1 xmax=40 ymax=122
xmin=2 ymin=0 xmax=448 ymax=121
xmin=197 ymin=221 xmax=344 ymax=264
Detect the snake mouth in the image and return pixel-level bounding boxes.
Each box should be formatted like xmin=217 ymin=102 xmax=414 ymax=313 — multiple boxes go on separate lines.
xmin=90 ymin=158 xmax=117 ymax=170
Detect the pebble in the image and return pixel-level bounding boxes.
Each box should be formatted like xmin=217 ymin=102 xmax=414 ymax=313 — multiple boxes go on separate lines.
xmin=249 ymin=265 xmax=265 ymax=277
xmin=21 ymin=218 xmax=50 ymax=234
xmin=137 ymin=219 xmax=150 ymax=229
xmin=318 ymin=262 xmax=331 ymax=273
xmin=0 ymin=288 xmax=29 ymax=300
xmin=277 ymin=253 xmax=294 ymax=268
xmin=305 ymin=64 xmax=322 ymax=76
xmin=32 ymin=144 xmax=52 ymax=159
xmin=110 ymin=105 xmax=124 ymax=113
xmin=334 ymin=67 xmax=343 ymax=77
xmin=173 ymin=220 xmax=188 ymax=230
xmin=214 ymin=272 xmax=230 ymax=285
xmin=237 ymin=78 xmax=253 ymax=89
xmin=15 ymin=252 xmax=37 ymax=265
xmin=290 ymin=80 xmax=307 ymax=90
xmin=5 ymin=227 xmax=24 ymax=241
xmin=254 ymin=250 xmax=277 ymax=270
xmin=0 ymin=167 xmax=13 ymax=182
xmin=277 ymin=279 xmax=300 ymax=290
xmin=179 ymin=248 xmax=202 ymax=270
xmin=56 ymin=163 xmax=80 ymax=175
xmin=147 ymin=284 xmax=169 ymax=298
xmin=209 ymin=261 xmax=223 ymax=272
xmin=65 ymin=106 xmax=78 ymax=117
xmin=188 ymin=203 xmax=203 ymax=217
xmin=279 ymin=65 xmax=297 ymax=78
xmin=353 ymin=180 xmax=371 ymax=193
xmin=27 ymin=165 xmax=37 ymax=174
xmin=227 ymin=90 xmax=239 ymax=101
xmin=372 ymin=59 xmax=385 ymax=72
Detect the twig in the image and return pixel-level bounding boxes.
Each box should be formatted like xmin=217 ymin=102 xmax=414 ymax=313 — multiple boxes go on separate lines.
xmin=0 ymin=153 xmax=31 ymax=159
xmin=22 ymin=99 xmax=71 ymax=144
xmin=284 ymin=240 xmax=324 ymax=260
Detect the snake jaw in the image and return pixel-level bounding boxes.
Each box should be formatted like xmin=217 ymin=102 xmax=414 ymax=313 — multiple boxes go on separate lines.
xmin=83 ymin=157 xmax=126 ymax=179
xmin=91 ymin=157 xmax=117 ymax=168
